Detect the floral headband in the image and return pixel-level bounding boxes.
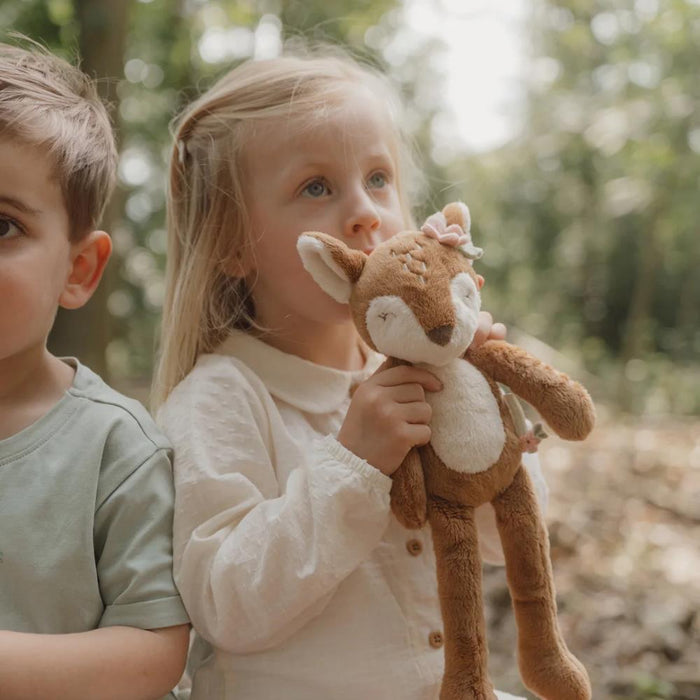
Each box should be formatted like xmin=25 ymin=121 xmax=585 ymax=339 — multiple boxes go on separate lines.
xmin=421 ymin=202 xmax=483 ymax=260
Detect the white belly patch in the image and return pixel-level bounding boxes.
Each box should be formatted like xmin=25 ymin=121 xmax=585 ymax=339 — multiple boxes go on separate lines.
xmin=424 ymin=360 xmax=505 ymax=474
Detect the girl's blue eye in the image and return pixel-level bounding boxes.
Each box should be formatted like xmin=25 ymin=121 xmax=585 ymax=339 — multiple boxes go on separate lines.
xmin=0 ymin=217 xmax=22 ymax=240
xmin=367 ymin=172 xmax=388 ymax=189
xmin=302 ymin=179 xmax=329 ymax=198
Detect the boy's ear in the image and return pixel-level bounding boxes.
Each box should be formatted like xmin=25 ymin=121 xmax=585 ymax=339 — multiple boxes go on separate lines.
xmin=297 ymin=232 xmax=367 ymax=304
xmin=59 ymin=230 xmax=112 ymax=310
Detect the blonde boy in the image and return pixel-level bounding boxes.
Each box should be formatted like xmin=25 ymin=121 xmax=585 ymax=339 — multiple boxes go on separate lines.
xmin=0 ymin=43 xmax=189 ymax=698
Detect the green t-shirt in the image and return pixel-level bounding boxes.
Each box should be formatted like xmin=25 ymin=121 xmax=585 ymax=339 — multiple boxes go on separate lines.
xmin=0 ymin=359 xmax=188 ymax=636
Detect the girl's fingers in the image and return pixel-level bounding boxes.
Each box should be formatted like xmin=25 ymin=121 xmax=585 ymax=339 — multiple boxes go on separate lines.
xmin=390 ymin=383 xmax=427 ymax=404
xmin=471 ymin=310 xmax=493 ymax=348
xmin=405 ymin=423 xmax=432 ymax=446
xmin=373 ymin=365 xmax=442 ymax=392
xmin=397 ymin=401 xmax=432 ymax=425
xmin=490 ymin=322 xmax=507 ymax=340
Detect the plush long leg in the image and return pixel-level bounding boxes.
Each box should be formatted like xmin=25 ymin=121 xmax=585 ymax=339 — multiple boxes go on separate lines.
xmin=428 ymin=498 xmax=497 ymax=700
xmin=391 ymin=447 xmax=428 ymax=529
xmin=492 ymin=466 xmax=591 ymax=700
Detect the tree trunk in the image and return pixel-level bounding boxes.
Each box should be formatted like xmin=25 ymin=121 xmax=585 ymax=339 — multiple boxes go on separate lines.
xmin=676 ymin=231 xmax=700 ymax=361
xmin=617 ymin=195 xmax=669 ymax=410
xmin=619 ymin=223 xmax=658 ymax=365
xmin=48 ymin=0 xmax=131 ymax=380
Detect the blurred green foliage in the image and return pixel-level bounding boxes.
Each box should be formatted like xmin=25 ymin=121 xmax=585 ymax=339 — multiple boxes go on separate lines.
xmin=2 ymin=0 xmax=698 ymax=415
xmin=443 ymin=0 xmax=700 ymax=414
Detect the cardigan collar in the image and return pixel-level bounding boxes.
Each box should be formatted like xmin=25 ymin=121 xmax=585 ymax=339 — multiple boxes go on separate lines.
xmin=217 ymin=330 xmax=384 ymax=414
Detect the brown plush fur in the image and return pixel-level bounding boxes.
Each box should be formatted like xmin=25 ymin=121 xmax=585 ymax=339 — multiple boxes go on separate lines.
xmin=298 ymin=203 xmax=595 ymax=700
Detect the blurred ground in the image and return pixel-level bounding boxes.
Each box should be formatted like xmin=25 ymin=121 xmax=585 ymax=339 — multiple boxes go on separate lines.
xmin=486 ymin=409 xmax=700 ymax=700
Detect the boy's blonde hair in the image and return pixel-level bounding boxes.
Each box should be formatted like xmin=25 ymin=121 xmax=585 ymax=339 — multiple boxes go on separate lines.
xmin=0 ymin=41 xmax=117 ymax=239
xmin=154 ymin=49 xmax=421 ymax=408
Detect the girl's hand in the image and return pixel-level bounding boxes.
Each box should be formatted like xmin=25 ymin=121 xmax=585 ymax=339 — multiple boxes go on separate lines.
xmin=470 ymin=310 xmax=506 ymax=348
xmin=337 ymin=365 xmax=442 ymax=477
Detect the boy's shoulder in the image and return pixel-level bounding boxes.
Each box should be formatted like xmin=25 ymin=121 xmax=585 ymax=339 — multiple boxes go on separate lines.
xmin=66 ymin=359 xmax=171 ymax=453
xmin=61 ymin=360 xmax=172 ymax=509
xmin=62 ymin=359 xmax=172 ymax=484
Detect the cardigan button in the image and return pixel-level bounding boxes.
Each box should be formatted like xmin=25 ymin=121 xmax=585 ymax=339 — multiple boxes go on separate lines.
xmin=429 ymin=631 xmax=444 ymax=649
xmin=406 ymin=539 xmax=423 ymax=556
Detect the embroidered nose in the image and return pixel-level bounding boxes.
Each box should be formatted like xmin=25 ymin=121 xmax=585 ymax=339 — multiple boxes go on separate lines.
xmin=427 ymin=324 xmax=453 ymax=346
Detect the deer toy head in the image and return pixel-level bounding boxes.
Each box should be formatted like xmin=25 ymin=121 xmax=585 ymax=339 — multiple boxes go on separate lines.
xmin=297 ymin=202 xmax=484 ymax=366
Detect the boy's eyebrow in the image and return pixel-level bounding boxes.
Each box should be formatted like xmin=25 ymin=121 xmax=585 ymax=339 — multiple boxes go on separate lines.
xmin=0 ymin=195 xmax=42 ymax=216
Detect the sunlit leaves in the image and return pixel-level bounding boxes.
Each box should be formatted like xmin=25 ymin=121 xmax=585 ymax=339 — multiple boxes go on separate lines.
xmin=444 ymin=0 xmax=700 ymax=415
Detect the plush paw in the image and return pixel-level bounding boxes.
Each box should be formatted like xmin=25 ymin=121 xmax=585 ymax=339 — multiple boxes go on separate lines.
xmin=520 ymin=646 xmax=591 ymax=700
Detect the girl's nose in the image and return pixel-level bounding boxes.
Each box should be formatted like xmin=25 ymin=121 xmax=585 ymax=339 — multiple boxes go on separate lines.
xmin=344 ymin=190 xmax=381 ymax=240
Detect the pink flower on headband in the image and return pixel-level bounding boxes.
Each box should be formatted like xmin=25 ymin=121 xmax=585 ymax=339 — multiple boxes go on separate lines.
xmin=420 ymin=206 xmax=483 ymax=260
xmin=421 ymin=213 xmax=468 ymax=247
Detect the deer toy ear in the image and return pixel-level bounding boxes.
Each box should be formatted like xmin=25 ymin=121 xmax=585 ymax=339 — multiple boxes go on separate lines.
xmin=442 ymin=201 xmax=483 ymax=261
xmin=443 ymin=201 xmax=471 ymax=232
xmin=297 ymin=232 xmax=367 ymax=303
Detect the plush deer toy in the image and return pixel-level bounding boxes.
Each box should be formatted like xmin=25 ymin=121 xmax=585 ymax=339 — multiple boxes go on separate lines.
xmin=297 ymin=202 xmax=595 ymax=700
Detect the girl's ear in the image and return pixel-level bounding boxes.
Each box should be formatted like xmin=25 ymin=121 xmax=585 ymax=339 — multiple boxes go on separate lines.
xmin=59 ymin=230 xmax=112 ymax=310
xmin=297 ymin=232 xmax=367 ymax=303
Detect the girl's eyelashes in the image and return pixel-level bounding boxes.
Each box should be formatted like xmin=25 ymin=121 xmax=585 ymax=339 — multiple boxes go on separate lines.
xmin=300 ymin=177 xmax=331 ymax=199
xmin=0 ymin=215 xmax=24 ymax=240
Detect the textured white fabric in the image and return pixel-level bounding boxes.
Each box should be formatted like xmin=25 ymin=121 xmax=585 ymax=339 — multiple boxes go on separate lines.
xmin=159 ymin=330 xmax=546 ymax=700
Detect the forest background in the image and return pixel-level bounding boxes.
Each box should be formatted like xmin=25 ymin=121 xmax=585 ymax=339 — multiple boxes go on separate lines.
xmin=2 ymin=0 xmax=698 ymax=698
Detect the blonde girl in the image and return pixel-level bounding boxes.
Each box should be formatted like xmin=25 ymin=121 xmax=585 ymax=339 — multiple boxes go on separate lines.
xmin=155 ymin=48 xmax=543 ymax=700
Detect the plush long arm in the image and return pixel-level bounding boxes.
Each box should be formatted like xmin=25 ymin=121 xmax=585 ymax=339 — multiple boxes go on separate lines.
xmin=467 ymin=340 xmax=595 ymax=441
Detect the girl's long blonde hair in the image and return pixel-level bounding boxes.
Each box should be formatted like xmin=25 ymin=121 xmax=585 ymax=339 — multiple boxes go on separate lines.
xmin=153 ymin=48 xmax=421 ymax=409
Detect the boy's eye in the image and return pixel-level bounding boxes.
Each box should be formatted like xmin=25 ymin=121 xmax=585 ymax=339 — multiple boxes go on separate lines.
xmin=367 ymin=172 xmax=388 ymax=189
xmin=301 ymin=179 xmax=330 ymax=198
xmin=0 ymin=217 xmax=22 ymax=240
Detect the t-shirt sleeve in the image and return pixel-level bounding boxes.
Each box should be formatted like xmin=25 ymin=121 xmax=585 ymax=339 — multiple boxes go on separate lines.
xmin=94 ymin=447 xmax=189 ymax=629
